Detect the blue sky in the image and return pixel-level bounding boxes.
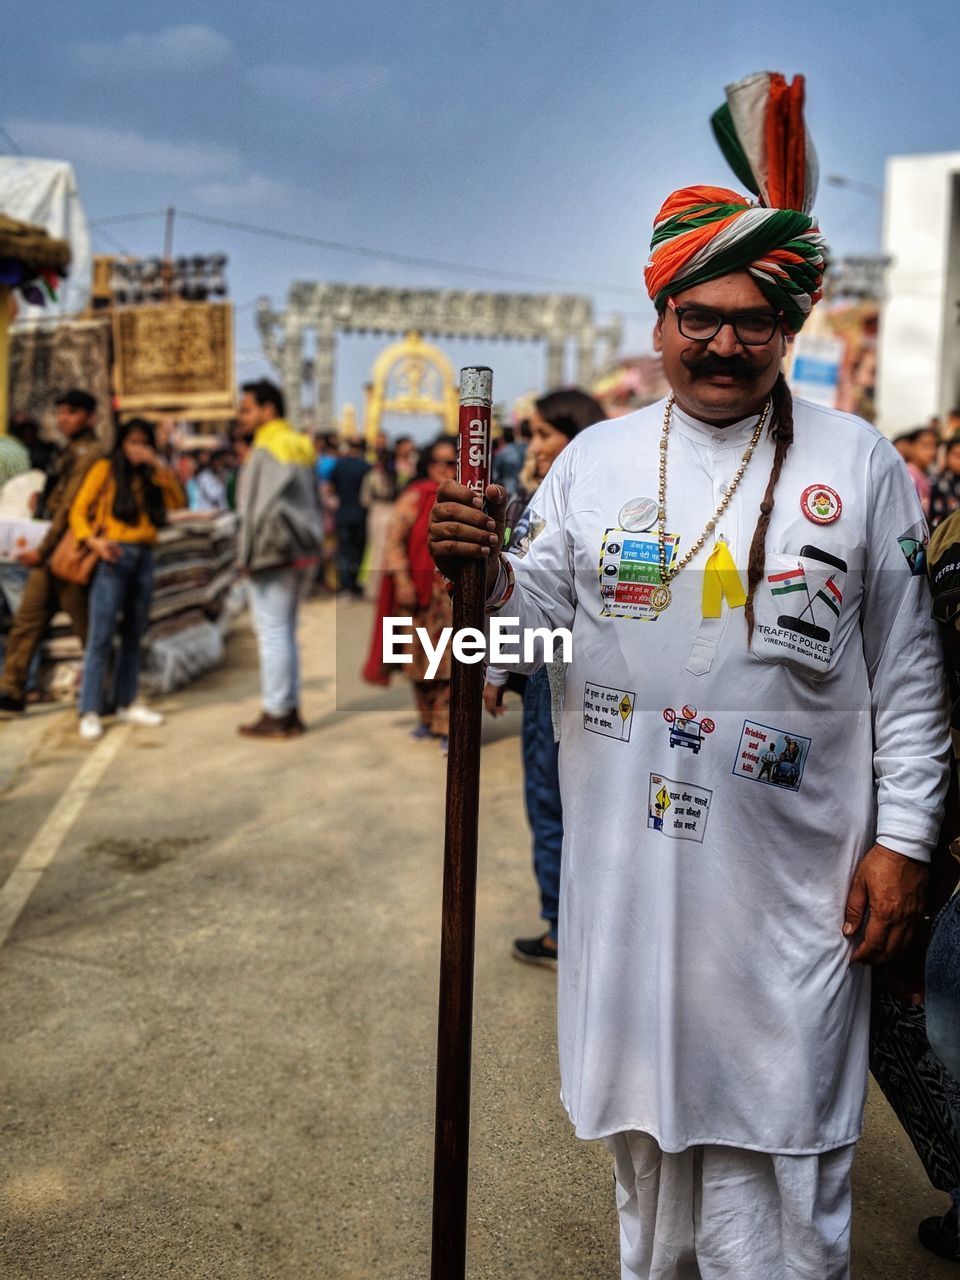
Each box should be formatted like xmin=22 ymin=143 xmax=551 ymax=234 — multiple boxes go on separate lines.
xmin=6 ymin=1 xmax=959 ymax=436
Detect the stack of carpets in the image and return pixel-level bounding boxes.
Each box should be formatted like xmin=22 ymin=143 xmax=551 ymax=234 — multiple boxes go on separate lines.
xmin=141 ymin=510 xmax=244 ymax=695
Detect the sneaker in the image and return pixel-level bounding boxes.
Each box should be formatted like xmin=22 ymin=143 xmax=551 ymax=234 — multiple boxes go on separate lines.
xmin=238 ymin=712 xmax=299 ymax=739
xmin=512 ymin=933 xmax=558 ymax=968
xmin=284 ymin=709 xmax=306 ymax=734
xmin=0 ymin=692 xmax=25 ymax=716
xmin=409 ymin=723 xmax=432 ymax=741
xmin=79 ymin=712 xmax=104 ymax=742
xmin=117 ymin=702 xmax=165 ymax=727
xmin=918 ymin=1206 xmax=960 ymax=1261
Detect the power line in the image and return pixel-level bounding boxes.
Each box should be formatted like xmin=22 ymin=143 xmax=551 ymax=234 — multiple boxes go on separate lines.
xmin=0 ymin=124 xmax=23 ymax=155
xmin=93 ymin=206 xmax=647 ymax=299
xmin=89 ymin=210 xmax=168 ymax=226
xmin=825 ymin=174 xmax=883 ymax=199
xmin=178 ymin=209 xmax=646 ymax=297
xmin=90 ymin=225 xmax=131 ymax=255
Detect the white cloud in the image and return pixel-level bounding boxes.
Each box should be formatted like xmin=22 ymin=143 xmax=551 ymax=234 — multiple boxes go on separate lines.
xmin=250 ymin=61 xmax=392 ymax=108
xmin=192 ymin=173 xmax=292 ymax=209
xmin=6 ymin=119 xmax=241 ymax=178
xmin=64 ymin=25 xmax=236 ymax=77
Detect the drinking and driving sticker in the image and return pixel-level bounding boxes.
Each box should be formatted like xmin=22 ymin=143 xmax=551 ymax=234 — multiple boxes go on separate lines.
xmin=732 ymin=720 xmax=811 ymax=792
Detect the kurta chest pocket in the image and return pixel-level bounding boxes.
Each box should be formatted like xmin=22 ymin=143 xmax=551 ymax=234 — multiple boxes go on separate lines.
xmin=751 ymin=545 xmax=850 ymax=677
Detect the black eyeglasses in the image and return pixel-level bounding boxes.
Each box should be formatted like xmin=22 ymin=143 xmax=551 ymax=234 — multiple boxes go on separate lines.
xmin=667 ymin=297 xmax=783 ymax=346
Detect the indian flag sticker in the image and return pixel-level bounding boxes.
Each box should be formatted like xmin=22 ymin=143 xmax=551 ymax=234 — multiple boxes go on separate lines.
xmin=815 ymin=576 xmax=843 ymax=617
xmin=767 ymin=565 xmax=806 ymax=596
xmin=800 ymin=483 xmax=842 ymax=525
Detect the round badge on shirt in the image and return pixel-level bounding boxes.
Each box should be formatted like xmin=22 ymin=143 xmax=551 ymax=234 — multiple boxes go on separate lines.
xmin=800 ymin=484 xmax=842 ymax=525
xmin=619 ymin=496 xmax=660 ymax=532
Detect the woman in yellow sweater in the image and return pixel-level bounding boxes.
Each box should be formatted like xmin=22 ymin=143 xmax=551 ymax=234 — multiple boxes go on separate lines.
xmin=70 ymin=418 xmax=185 ymax=741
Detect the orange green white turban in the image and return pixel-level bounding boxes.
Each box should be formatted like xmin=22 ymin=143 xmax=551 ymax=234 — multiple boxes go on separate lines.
xmin=644 ymin=72 xmax=828 ymax=335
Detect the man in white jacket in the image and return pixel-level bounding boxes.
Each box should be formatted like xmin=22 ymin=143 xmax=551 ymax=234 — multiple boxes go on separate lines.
xmin=429 ymin=76 xmax=951 ymax=1280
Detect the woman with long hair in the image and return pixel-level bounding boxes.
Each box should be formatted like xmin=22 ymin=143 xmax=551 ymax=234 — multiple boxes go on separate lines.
xmin=362 ymin=434 xmax=457 ymax=754
xmin=484 ymin=388 xmax=606 ymax=965
xmin=70 ymin=418 xmax=186 ymax=741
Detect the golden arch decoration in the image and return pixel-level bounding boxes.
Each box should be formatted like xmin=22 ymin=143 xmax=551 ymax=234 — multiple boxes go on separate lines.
xmin=365 ymin=331 xmax=459 ymax=446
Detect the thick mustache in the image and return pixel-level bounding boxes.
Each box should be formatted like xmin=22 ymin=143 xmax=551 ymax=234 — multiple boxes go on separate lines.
xmin=683 ymin=354 xmax=759 ymax=379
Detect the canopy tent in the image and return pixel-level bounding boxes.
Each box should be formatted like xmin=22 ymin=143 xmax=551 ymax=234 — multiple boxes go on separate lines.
xmin=0 ymin=157 xmax=90 ymax=317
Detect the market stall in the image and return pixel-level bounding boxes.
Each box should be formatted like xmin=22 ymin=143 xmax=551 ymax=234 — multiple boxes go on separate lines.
xmin=0 ymin=212 xmax=70 ymax=432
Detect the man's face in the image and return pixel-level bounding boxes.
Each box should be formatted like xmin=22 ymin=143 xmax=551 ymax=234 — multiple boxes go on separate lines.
xmin=56 ymin=404 xmax=93 ymax=438
xmin=654 ymin=272 xmax=787 ymax=425
xmin=237 ymin=392 xmax=272 ymax=434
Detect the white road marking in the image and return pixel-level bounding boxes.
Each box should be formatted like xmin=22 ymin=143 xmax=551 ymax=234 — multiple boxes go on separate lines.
xmin=0 ymin=725 xmax=131 ymax=948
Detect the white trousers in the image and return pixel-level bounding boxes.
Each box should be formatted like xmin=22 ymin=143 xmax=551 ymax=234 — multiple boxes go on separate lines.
xmin=604 ymin=1132 xmax=854 ymax=1280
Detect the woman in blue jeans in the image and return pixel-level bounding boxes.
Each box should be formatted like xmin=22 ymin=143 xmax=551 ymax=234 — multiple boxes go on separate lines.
xmin=70 ymin=419 xmax=185 ymax=741
xmin=483 ymin=388 xmax=606 ymax=966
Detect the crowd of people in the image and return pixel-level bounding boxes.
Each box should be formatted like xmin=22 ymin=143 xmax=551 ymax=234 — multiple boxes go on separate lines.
xmin=0 ymin=390 xmax=186 ymax=728
xmin=895 ymin=410 xmax=960 ymax=528
xmin=0 ymin=382 xmax=464 ymax=741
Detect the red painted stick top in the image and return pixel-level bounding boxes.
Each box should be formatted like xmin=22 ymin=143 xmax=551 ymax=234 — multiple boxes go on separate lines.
xmin=458 ymin=366 xmax=493 ymax=499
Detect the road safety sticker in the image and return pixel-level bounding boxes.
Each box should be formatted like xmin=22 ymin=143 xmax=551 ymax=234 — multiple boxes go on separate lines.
xmin=599 ymin=528 xmax=679 ymax=620
xmin=897 ymin=522 xmax=928 ymax=576
xmin=732 ymin=720 xmax=811 ymax=792
xmin=510 ymin=508 xmax=546 ymax=559
xmin=647 ymin=773 xmax=712 ymax=843
xmin=583 ymin=681 xmax=635 ymax=742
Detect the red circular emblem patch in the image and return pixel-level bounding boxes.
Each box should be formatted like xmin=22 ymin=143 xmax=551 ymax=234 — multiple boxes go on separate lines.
xmin=682 ymin=704 xmax=697 ymax=720
xmin=662 ymin=708 xmax=676 ymax=724
xmin=700 ymin=718 xmax=715 ymax=734
xmin=800 ymin=483 xmax=842 ymax=525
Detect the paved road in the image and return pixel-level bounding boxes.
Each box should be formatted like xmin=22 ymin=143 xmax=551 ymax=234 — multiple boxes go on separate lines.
xmin=0 ymin=597 xmax=954 ymax=1278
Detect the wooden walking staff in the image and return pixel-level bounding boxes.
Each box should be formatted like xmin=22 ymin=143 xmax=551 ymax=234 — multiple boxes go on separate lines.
xmin=430 ymin=366 xmax=494 ymax=1279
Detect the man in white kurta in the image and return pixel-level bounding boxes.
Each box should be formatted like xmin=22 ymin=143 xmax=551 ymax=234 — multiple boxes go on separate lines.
xmin=477 ymin=394 xmax=946 ymax=1278
xmin=485 ymin=390 xmax=946 ymax=1274
xmin=429 ymin=165 xmax=950 ymax=1277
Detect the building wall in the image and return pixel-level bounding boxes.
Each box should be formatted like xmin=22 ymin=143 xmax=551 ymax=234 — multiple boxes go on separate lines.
xmin=878 ymin=151 xmax=960 ymax=435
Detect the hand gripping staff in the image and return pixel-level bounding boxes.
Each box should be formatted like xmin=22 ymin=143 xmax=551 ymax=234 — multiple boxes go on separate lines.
xmin=430 ymin=366 xmax=493 ymax=1279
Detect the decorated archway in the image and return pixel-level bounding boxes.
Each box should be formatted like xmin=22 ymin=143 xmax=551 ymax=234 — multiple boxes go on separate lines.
xmin=365 ymin=330 xmax=458 ymax=445
xmin=256 ymin=283 xmax=622 ymax=429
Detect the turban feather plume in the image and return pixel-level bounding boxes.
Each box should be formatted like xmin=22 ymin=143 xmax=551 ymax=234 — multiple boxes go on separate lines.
xmin=644 ymin=73 xmax=828 ymax=334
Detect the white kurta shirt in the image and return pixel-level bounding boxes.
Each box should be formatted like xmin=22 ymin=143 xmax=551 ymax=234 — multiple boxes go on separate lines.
xmin=492 ymin=396 xmax=950 ymax=1154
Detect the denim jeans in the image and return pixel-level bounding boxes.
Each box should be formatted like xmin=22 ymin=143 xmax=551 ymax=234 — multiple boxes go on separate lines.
xmin=0 ymin=561 xmax=41 ymax=691
xmin=927 ymin=890 xmax=960 ymax=1207
xmin=248 ymin=566 xmax=308 ymax=716
xmin=521 ymin=667 xmax=563 ymax=943
xmin=79 ymin=544 xmax=154 ymax=715
xmin=335 ymin=514 xmax=366 ymax=596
